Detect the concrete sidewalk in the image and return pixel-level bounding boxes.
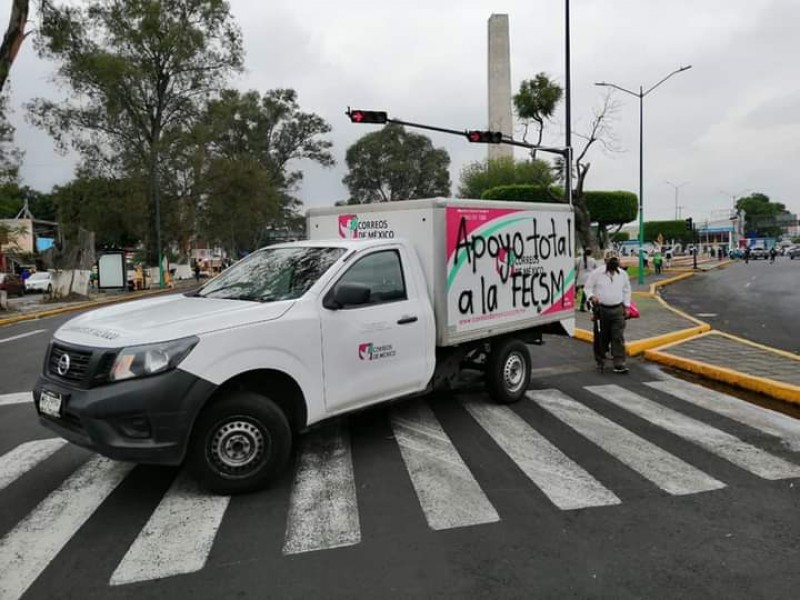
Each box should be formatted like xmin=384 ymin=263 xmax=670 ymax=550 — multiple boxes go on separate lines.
xmin=574 ymin=265 xmax=800 ymax=405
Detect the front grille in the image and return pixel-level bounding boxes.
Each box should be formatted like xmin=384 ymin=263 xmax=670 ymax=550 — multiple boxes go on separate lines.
xmin=49 ymin=344 xmax=93 ymax=382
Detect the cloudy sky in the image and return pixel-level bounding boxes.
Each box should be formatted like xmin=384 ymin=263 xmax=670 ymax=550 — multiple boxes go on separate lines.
xmin=7 ymin=0 xmax=800 ymax=225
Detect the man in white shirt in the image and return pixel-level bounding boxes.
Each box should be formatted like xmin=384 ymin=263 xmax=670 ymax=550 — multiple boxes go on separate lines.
xmin=583 ymin=250 xmax=632 ymax=374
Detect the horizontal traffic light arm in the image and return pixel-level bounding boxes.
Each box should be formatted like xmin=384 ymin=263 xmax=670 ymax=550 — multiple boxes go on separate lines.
xmin=345 ymin=107 xmax=569 ymax=156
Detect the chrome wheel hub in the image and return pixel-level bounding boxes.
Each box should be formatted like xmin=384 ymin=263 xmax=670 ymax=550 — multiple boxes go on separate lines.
xmin=504 ymin=353 xmax=526 ymax=393
xmin=209 ymin=419 xmax=265 ymax=474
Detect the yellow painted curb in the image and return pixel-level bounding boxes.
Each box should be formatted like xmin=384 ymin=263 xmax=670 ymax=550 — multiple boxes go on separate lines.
xmin=644 ymin=347 xmax=800 ymax=404
xmin=649 ymin=271 xmax=695 ymax=295
xmin=626 ymin=324 xmax=712 ymax=356
xmin=711 ymin=330 xmax=800 ymax=362
xmin=572 ymin=324 xmax=711 ymax=357
xmin=653 ymin=295 xmax=710 ymax=329
xmin=0 ymin=288 xmax=178 ymax=327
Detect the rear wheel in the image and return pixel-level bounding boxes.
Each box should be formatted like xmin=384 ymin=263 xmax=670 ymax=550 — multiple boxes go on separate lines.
xmin=485 ymin=338 xmax=531 ymax=404
xmin=187 ymin=390 xmax=292 ymax=494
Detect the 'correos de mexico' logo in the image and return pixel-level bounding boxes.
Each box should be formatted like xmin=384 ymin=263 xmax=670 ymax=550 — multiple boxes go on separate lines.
xmin=358 ymin=342 xmax=396 ymax=361
xmin=339 ymin=214 xmax=359 ymax=239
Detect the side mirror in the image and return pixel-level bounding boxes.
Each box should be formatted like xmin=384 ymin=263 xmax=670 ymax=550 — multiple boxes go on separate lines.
xmin=323 ymin=283 xmax=371 ymax=310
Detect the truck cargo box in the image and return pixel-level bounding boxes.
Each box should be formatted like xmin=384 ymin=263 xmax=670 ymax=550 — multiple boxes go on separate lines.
xmin=307 ymin=198 xmax=576 ymax=346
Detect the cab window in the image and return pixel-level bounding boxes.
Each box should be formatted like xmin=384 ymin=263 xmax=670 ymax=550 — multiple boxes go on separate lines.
xmin=334 ymin=250 xmax=407 ymax=305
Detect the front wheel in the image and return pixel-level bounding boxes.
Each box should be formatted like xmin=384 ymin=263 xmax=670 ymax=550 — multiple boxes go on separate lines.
xmin=486 ymin=338 xmax=531 ymax=404
xmin=187 ymin=391 xmax=292 ymax=495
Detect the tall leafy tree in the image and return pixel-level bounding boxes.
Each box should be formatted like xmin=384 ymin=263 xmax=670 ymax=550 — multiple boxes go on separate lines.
xmin=0 ymin=0 xmax=29 ymax=92
xmin=513 ymin=73 xmax=562 ymax=159
xmin=458 ymin=156 xmax=553 ymax=198
xmin=28 ymin=0 xmax=244 ymax=265
xmin=343 ymin=124 xmax=450 ymax=203
xmin=182 ymin=88 xmax=334 ymax=255
xmin=735 ymin=193 xmax=791 ymax=238
xmin=0 ymin=93 xmax=21 ymax=183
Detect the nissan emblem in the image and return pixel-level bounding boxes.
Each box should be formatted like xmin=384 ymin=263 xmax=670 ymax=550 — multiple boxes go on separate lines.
xmin=57 ymin=353 xmax=71 ymax=376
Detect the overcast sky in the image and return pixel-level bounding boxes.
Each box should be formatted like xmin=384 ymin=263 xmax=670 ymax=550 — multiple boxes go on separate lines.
xmin=7 ymin=0 xmax=800 ymax=224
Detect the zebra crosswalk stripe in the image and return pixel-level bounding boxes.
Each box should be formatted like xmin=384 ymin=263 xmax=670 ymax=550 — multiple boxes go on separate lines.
xmin=0 ymin=457 xmax=133 ymax=600
xmin=282 ymin=420 xmax=360 ymax=555
xmin=587 ymin=385 xmax=800 ymax=481
xmin=0 ymin=392 xmax=32 ymax=407
xmin=459 ymin=396 xmax=621 ymax=510
xmin=391 ymin=400 xmax=500 ymax=530
xmin=109 ymin=473 xmax=231 ymax=586
xmin=0 ymin=439 xmax=67 ymax=492
xmin=528 ymin=390 xmax=726 ymax=496
xmin=646 ymin=379 xmax=800 ymax=452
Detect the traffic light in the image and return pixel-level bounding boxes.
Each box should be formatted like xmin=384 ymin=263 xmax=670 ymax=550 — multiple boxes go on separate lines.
xmin=685 ymin=217 xmax=693 ymax=231
xmin=466 ymin=130 xmax=503 ymax=144
xmin=347 ymin=109 xmax=388 ymax=124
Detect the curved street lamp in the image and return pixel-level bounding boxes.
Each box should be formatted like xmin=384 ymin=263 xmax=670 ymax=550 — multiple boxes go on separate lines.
xmin=595 ymin=65 xmax=692 ymax=284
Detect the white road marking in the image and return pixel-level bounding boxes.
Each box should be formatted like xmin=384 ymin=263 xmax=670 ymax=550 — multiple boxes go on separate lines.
xmin=695 ymin=313 xmax=718 ymax=318
xmin=0 ymin=457 xmax=133 ymax=600
xmin=283 ymin=421 xmax=360 ymax=555
xmin=0 ymin=329 xmax=47 ymax=345
xmin=391 ymin=400 xmax=499 ymax=530
xmin=587 ymin=385 xmax=800 ymax=480
xmin=528 ymin=390 xmax=725 ymax=496
xmin=0 ymin=439 xmax=67 ymax=492
xmin=0 ymin=392 xmax=32 ymax=407
xmin=646 ymin=379 xmax=800 ymax=452
xmin=459 ymin=396 xmax=620 ymax=510
xmin=110 ymin=473 xmax=230 ymax=585
xmin=745 ymin=282 xmax=752 ymax=288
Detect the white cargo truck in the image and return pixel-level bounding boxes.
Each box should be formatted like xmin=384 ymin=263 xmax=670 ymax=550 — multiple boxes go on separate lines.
xmin=34 ymin=198 xmax=576 ymax=494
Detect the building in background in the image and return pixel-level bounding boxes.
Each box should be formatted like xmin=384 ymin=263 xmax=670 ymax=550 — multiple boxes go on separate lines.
xmin=487 ymin=14 xmax=513 ymax=162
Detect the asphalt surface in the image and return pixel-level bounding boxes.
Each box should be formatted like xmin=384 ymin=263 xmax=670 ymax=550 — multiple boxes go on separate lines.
xmin=1 ymin=307 xmax=799 ymax=599
xmin=661 ymin=257 xmax=799 ymax=355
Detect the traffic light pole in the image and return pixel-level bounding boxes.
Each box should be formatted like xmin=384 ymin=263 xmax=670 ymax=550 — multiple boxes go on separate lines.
xmin=692 ymin=223 xmax=698 ymax=270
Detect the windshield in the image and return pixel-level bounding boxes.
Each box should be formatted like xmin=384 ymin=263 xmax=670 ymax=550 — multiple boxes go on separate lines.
xmin=196 ymin=246 xmax=345 ymax=302
xmin=29 ymin=273 xmax=49 ymax=280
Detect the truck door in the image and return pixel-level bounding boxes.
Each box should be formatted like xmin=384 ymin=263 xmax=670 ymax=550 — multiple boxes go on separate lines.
xmin=319 ymin=247 xmax=431 ymax=413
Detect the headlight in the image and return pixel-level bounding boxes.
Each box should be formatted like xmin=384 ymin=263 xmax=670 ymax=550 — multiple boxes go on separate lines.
xmin=109 ymin=337 xmax=199 ymax=382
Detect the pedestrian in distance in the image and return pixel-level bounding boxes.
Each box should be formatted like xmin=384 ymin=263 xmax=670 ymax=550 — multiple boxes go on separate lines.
xmin=664 ymin=247 xmax=673 ymax=269
xmin=575 ymin=248 xmax=598 ymax=312
xmin=193 ymin=261 xmax=201 ymax=283
xmin=744 ymin=246 xmax=751 ymax=264
xmin=653 ymin=249 xmax=663 ymax=275
xmin=769 ymin=247 xmax=777 ymax=264
xmin=584 ymin=250 xmax=632 ymax=374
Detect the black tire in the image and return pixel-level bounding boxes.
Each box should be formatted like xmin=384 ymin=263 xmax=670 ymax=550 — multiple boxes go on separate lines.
xmin=187 ymin=390 xmax=292 ymax=495
xmin=485 ymin=338 xmax=531 ymax=404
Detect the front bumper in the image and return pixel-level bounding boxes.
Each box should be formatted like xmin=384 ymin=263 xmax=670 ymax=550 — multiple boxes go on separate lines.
xmin=33 ymin=369 xmax=217 ymax=465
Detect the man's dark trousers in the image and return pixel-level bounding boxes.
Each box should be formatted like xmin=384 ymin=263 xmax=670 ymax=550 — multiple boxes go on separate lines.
xmin=596 ymin=304 xmax=627 ymax=367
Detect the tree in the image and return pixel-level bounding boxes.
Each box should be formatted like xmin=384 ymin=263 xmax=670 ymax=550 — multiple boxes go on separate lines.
xmin=0 ymin=183 xmax=55 ymax=220
xmin=181 ymin=88 xmax=334 ymax=256
xmin=51 ymin=175 xmax=147 ymax=249
xmin=481 ymin=184 xmax=562 ymax=203
xmin=0 ymin=93 xmax=21 ymax=183
xmin=0 ymin=0 xmax=29 ymax=92
xmin=584 ymin=191 xmax=638 ymax=248
xmin=554 ymin=92 xmax=622 ymax=250
xmin=343 ymin=124 xmax=450 ymax=203
xmin=513 ymin=73 xmax=562 ymax=159
xmin=28 ymin=0 xmax=244 ymax=266
xmin=643 ymin=220 xmax=694 ymax=245
xmin=458 ymin=156 xmax=553 ymax=198
xmin=735 ymin=192 xmax=790 ymax=238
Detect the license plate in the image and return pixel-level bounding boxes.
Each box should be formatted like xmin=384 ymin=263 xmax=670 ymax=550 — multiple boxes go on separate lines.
xmin=40 ymin=391 xmax=62 ymax=418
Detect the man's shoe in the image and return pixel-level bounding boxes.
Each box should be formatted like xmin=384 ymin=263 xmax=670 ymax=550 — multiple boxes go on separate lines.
xmin=613 ymin=366 xmax=629 ymax=374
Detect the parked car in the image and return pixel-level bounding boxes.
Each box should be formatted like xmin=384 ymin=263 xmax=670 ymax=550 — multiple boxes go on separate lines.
xmin=729 ymin=248 xmax=744 ymax=259
xmin=750 ymin=247 xmax=769 ymax=260
xmin=788 ymin=246 xmax=800 ymax=260
xmin=24 ymin=271 xmax=53 ymax=294
xmin=0 ymin=272 xmax=25 ymax=296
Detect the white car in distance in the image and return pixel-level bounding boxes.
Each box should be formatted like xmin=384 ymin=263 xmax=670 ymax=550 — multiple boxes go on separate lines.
xmin=25 ymin=271 xmax=53 ymax=294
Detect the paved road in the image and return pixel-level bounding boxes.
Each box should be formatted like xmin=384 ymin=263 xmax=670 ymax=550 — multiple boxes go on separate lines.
xmin=662 ymin=257 xmax=800 ymax=355
xmin=1 ymin=310 xmax=800 ymax=599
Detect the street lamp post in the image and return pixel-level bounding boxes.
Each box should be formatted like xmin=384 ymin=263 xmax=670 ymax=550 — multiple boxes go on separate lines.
xmin=595 ymin=65 xmax=692 ymax=284
xmin=666 ymin=180 xmax=688 ymax=220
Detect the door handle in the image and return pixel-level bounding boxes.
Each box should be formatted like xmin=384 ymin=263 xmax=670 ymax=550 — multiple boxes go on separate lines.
xmin=397 ymin=315 xmax=418 ymax=325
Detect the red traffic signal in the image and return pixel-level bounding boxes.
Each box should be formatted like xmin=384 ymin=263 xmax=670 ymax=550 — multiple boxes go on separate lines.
xmin=348 ymin=109 xmax=388 ymax=124
xmin=466 ymin=130 xmax=503 ymax=144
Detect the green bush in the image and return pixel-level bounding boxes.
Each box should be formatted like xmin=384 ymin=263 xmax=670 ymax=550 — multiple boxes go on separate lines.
xmin=480 ymin=184 xmax=564 ymax=203
xmin=584 ymin=191 xmax=638 ymax=225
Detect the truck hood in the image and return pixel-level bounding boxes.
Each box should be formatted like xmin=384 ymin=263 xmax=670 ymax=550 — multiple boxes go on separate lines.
xmin=55 ymin=294 xmax=295 ymax=348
